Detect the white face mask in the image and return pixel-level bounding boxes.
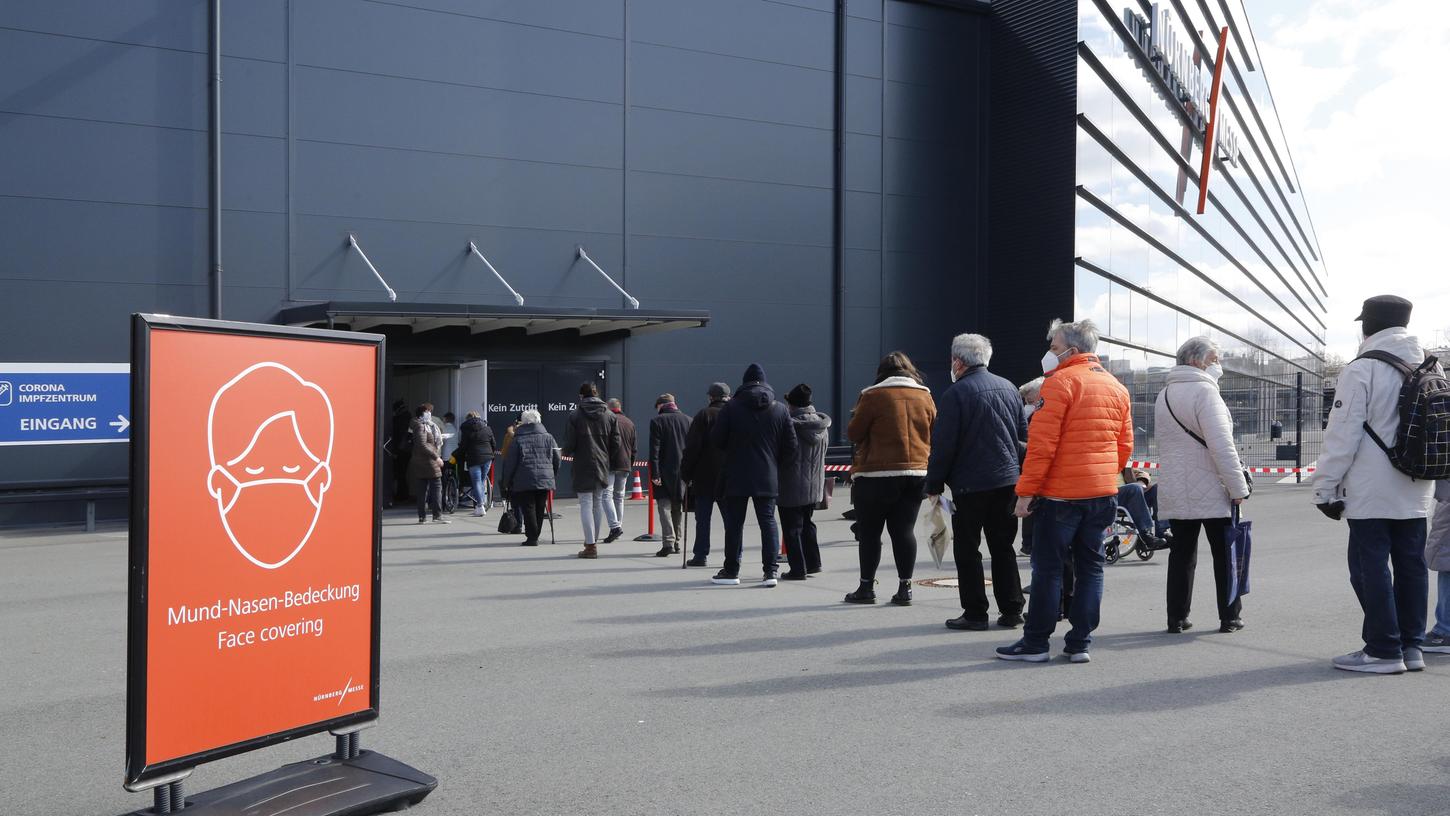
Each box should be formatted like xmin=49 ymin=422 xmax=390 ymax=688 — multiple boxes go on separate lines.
xmin=208 ymin=416 xmax=331 ymax=571
xmin=949 ymin=362 xmax=962 ymax=383
xmin=1205 ymin=363 xmax=1224 ymax=382
xmin=1041 ymin=349 xmax=1069 ymax=374
xmin=422 ymin=411 xmax=432 ymax=422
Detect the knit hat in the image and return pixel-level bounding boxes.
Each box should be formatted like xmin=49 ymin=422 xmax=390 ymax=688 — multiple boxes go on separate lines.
xmin=742 ymin=363 xmax=766 ymax=385
xmin=785 ymin=383 xmax=812 ymax=407
xmin=707 ymin=382 xmax=731 ymax=400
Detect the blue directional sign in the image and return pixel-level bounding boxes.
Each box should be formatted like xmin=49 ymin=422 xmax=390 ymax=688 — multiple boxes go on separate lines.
xmin=0 ymin=363 xmax=131 ymax=446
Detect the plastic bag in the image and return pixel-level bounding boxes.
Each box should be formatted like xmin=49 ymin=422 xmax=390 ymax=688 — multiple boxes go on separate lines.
xmin=921 ymin=494 xmax=954 ymax=570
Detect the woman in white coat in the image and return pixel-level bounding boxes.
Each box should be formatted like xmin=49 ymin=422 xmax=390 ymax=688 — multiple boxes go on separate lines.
xmin=1154 ymin=337 xmax=1251 ymax=634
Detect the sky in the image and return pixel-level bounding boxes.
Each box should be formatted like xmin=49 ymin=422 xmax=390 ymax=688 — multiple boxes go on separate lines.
xmin=1245 ymin=0 xmax=1450 ymax=358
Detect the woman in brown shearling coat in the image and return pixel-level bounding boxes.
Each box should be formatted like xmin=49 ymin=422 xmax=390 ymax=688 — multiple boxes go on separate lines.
xmin=845 ymin=351 xmax=936 ymax=606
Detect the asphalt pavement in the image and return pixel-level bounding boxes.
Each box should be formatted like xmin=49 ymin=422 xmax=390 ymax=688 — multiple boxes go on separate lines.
xmin=3 ymin=485 xmax=1448 ymax=815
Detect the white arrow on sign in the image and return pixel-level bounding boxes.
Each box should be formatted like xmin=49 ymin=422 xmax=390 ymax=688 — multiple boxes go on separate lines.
xmin=110 ymin=414 xmax=130 ymax=433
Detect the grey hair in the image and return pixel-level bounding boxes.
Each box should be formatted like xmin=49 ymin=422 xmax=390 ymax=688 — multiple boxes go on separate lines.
xmin=1176 ymin=336 xmax=1219 ymax=367
xmin=950 ymin=333 xmax=993 ymax=367
xmin=520 ymin=408 xmax=542 ymax=424
xmin=607 ymin=398 xmax=622 ymax=411
xmin=1019 ymin=377 xmax=1044 ymax=402
xmin=1047 ymin=318 xmax=1100 ymax=354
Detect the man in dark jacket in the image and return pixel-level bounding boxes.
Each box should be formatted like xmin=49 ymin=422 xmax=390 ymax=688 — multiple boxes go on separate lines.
xmin=926 ymin=333 xmax=1029 ymax=631
xmin=681 ymin=383 xmax=730 ymax=566
xmin=607 ymin=398 xmax=638 ymax=536
xmin=499 ymin=409 xmax=560 ymax=546
xmin=648 ymin=393 xmax=692 ymax=557
xmin=458 ymin=410 xmax=497 ymax=517
xmin=389 ymin=399 xmax=412 ymax=503
xmin=779 ymin=384 xmax=831 ymax=580
xmin=710 ymin=364 xmax=799 ymax=586
xmin=562 ymin=383 xmax=623 ymax=558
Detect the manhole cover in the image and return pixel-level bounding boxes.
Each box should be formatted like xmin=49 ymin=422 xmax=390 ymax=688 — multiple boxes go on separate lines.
xmin=915 ymin=577 xmax=991 ymax=588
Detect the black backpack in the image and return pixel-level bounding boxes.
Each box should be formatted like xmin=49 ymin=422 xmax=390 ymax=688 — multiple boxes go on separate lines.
xmin=1355 ymin=350 xmax=1450 ymax=480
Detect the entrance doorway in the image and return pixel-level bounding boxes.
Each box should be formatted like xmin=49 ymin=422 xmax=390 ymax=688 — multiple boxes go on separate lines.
xmin=486 ymin=361 xmax=606 ymax=498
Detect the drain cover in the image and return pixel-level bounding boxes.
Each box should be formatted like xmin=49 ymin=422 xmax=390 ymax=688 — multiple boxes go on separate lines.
xmin=915 ymin=576 xmax=991 ymax=588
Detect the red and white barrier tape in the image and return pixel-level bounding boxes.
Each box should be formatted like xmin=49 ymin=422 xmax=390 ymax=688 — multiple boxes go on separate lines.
xmin=558 ymin=456 xmax=649 ymax=468
xmin=1129 ymin=460 xmax=1315 ymax=475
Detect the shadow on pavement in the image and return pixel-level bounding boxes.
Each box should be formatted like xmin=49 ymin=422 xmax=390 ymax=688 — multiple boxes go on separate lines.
xmin=582 ymin=604 xmax=850 ymax=626
xmin=657 ymin=659 xmax=1018 ymax=698
xmin=594 ymin=623 xmax=942 ymax=660
xmin=1335 ymin=782 xmax=1450 ymax=816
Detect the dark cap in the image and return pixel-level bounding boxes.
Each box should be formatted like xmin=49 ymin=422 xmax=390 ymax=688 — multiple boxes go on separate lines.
xmin=707 ymin=382 xmax=731 ymax=400
xmin=1355 ymin=295 xmax=1412 ymax=328
xmin=785 ymin=383 xmax=812 ymax=407
xmin=655 ymin=393 xmax=675 ymax=406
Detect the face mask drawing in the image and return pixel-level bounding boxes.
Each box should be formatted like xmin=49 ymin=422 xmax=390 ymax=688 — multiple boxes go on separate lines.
xmin=206 ymin=362 xmax=335 ymax=570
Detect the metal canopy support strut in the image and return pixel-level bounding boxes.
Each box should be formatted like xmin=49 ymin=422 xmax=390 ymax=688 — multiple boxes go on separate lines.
xmin=466 ymin=242 xmax=525 ymax=306
xmin=346 ymin=234 xmax=398 ymax=302
xmin=576 ymin=246 xmax=640 ymax=309
xmin=208 ymin=0 xmax=222 ymax=319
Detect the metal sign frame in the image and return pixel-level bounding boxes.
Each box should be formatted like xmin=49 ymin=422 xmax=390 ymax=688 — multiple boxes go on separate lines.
xmin=124 ymin=313 xmax=386 ymax=789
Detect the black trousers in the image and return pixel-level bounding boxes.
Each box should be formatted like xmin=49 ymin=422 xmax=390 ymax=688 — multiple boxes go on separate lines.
xmin=952 ymin=484 xmax=1024 ymax=620
xmin=416 ymin=477 xmax=441 ymax=520
xmin=514 ymin=489 xmax=549 ymax=543
xmin=853 ymin=475 xmax=925 ymax=582
xmin=1167 ymin=518 xmax=1241 ymax=624
xmin=780 ymin=504 xmax=821 ymax=574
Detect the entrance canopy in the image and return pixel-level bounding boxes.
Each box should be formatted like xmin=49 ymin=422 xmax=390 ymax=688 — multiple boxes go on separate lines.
xmin=278 ymin=301 xmax=709 ymax=338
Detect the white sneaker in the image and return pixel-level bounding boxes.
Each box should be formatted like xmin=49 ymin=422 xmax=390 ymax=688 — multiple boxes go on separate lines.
xmin=1405 ymin=647 xmax=1426 ymax=672
xmin=761 ymin=573 xmax=778 ymax=588
xmin=1066 ymin=651 xmax=1091 ymax=664
xmin=1331 ymin=650 xmax=1406 ymax=674
xmin=433 ymin=517 xmax=452 ymax=524
xmin=472 ymin=507 xmax=484 ymax=517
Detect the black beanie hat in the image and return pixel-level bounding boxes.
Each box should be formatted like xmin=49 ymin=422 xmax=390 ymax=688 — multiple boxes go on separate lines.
xmin=786 ymin=383 xmax=812 ymax=407
xmin=1356 ymin=294 xmax=1412 ymax=337
xmin=743 ymin=363 xmax=766 ymax=385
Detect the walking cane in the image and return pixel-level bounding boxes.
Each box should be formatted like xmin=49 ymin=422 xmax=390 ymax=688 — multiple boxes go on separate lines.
xmin=548 ymin=490 xmax=556 ymax=546
xmin=681 ymin=486 xmax=690 ymax=569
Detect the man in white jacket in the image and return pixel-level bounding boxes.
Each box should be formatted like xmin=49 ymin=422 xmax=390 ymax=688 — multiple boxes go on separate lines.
xmin=1314 ymin=295 xmax=1436 ymax=675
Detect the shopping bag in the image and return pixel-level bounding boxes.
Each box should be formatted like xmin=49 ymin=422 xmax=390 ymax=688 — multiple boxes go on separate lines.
xmin=498 ymin=502 xmax=520 ymax=535
xmin=1225 ymin=505 xmax=1252 ymax=605
xmin=923 ymin=494 xmax=954 ymax=570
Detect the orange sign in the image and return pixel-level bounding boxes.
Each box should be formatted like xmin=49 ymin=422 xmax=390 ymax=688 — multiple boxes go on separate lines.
xmin=126 ymin=315 xmax=384 ymax=787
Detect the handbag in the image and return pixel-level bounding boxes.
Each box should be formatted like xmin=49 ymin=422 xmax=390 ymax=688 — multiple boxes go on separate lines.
xmin=497 ymin=501 xmax=520 ymax=535
xmin=816 ymin=477 xmax=834 ymax=511
xmin=1164 ymin=389 xmax=1253 ymax=495
xmin=1225 ymin=505 xmax=1252 ymax=605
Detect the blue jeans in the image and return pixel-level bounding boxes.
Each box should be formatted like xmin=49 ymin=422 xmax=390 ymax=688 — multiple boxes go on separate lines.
xmin=1435 ymin=571 xmax=1450 ymax=638
xmin=468 ymin=462 xmax=491 ymax=507
xmin=1116 ymin=483 xmax=1165 ymax=536
xmin=721 ymin=495 xmax=779 ymax=577
xmin=1346 ymin=518 xmax=1428 ymax=659
xmin=1022 ymin=496 xmax=1116 ymax=653
xmin=694 ymin=492 xmax=722 ymax=559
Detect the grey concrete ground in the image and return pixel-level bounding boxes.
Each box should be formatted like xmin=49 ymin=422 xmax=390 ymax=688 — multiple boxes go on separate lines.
xmin=4 ymin=485 xmax=1449 ymax=815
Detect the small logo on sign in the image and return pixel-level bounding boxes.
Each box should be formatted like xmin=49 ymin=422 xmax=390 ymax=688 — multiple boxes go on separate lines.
xmin=0 ymin=381 xmax=10 ymax=407
xmin=1334 ymin=400 xmax=1343 ymax=408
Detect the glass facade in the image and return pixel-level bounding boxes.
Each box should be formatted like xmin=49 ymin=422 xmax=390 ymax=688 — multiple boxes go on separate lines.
xmin=1075 ymin=0 xmax=1327 ymax=469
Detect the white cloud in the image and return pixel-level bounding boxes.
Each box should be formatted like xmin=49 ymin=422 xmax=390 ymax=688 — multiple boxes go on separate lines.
xmin=1249 ymin=0 xmax=1450 ymax=356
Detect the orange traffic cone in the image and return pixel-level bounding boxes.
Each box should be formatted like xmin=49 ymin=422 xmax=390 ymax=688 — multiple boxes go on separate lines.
xmin=629 ymin=469 xmax=645 ymax=500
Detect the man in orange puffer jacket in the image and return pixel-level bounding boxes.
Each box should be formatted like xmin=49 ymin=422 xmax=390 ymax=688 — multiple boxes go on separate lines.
xmin=997 ymin=318 xmax=1133 ymax=665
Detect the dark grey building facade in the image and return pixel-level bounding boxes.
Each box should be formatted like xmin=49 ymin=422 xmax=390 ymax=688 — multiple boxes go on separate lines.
xmin=0 ymin=0 xmax=1324 ymax=518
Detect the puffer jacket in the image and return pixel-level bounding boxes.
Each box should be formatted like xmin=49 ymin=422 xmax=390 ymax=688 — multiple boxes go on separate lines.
xmin=778 ymin=405 xmax=832 ymax=508
xmin=611 ymin=411 xmax=637 ymax=472
xmin=458 ymin=415 xmax=497 ymax=467
xmin=1153 ymin=365 xmax=1250 ymax=520
xmin=925 ymin=366 xmax=1027 ymax=496
xmin=712 ymin=380 xmax=798 ymax=498
xmin=681 ymin=399 xmax=728 ymax=495
xmin=561 ymin=397 xmax=621 ymax=492
xmin=406 ymin=416 xmax=443 ymax=480
xmin=500 ymin=422 xmax=560 ymax=493
xmin=1314 ymin=328 xmax=1437 ymax=519
xmin=848 ymin=376 xmax=935 ymax=476
xmin=1424 ymin=482 xmax=1450 ymax=570
xmin=1017 ymin=353 xmax=1133 ymax=500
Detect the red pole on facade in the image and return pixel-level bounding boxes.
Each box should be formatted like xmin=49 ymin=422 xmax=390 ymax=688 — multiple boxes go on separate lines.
xmin=1197 ymin=26 xmax=1230 ymax=215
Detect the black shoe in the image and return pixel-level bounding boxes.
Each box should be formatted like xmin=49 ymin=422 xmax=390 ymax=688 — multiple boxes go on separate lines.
xmin=673 ymin=545 xmax=681 ymax=554
xmin=780 ymin=571 xmax=808 ymax=581
xmin=654 ymin=546 xmax=672 ymax=557
xmin=843 ymin=587 xmax=877 ymax=605
xmin=806 ymin=566 xmax=822 ymax=575
xmin=521 ymin=539 xmax=538 ymax=547
xmin=603 ymin=527 xmax=624 ymax=544
xmin=686 ymin=557 xmax=708 ymax=567
xmin=890 ymin=585 xmax=913 ymax=606
xmin=997 ymin=614 xmax=1025 ymax=628
xmin=946 ymin=614 xmax=989 ymax=631
xmin=1219 ymin=619 xmax=1245 ymax=633
xmin=1167 ymin=619 xmax=1193 ymax=634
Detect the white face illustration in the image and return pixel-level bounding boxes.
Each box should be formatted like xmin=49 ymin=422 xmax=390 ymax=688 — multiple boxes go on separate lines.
xmin=206 ymin=363 xmax=334 ymax=570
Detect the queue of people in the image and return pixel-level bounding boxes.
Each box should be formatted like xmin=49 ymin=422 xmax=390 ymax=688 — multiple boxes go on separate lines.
xmin=399 ymin=293 xmax=1447 ymax=674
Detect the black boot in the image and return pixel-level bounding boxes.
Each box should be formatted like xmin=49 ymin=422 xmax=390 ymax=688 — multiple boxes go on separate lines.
xmin=843 ymin=581 xmax=877 ymax=605
xmin=890 ymin=581 xmax=912 ymax=606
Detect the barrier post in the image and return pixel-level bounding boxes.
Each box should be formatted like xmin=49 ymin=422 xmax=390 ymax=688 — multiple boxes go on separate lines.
xmin=635 ymin=465 xmax=658 ymax=542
